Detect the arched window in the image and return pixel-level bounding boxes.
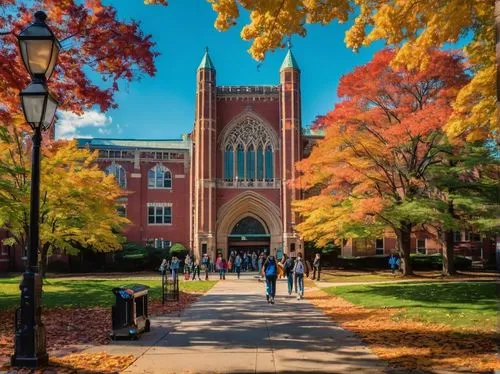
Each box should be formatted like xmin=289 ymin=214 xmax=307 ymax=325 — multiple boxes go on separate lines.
xmin=246 ymin=144 xmax=255 ymax=181
xmin=236 ymin=144 xmax=244 ymax=179
xmin=105 ymin=163 xmax=126 ymax=188
xmin=265 ymin=145 xmax=273 ymax=180
xmin=256 ymin=144 xmax=264 ymax=181
xmin=224 ymin=145 xmax=234 ymax=180
xmin=148 ymin=164 xmax=172 ymax=188
xmin=221 ymin=116 xmax=277 ymax=184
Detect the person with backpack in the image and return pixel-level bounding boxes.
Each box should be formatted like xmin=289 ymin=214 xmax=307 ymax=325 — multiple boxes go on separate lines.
xmin=170 ymin=256 xmax=180 ymax=280
xmin=293 ymin=252 xmax=305 ymax=300
xmin=262 ymin=254 xmax=278 ymax=304
xmin=283 ymin=254 xmax=295 ymax=295
xmin=234 ymin=254 xmax=242 ymax=279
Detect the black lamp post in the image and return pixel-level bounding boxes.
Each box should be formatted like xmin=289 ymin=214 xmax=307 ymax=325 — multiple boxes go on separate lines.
xmin=11 ymin=11 xmax=59 ymax=369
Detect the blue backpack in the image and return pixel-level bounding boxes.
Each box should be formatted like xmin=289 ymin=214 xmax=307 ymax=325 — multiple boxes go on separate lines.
xmin=265 ymin=258 xmax=277 ymax=276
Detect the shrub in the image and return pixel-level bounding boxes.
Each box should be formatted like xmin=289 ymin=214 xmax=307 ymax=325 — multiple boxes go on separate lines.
xmin=170 ymin=243 xmax=188 ymax=257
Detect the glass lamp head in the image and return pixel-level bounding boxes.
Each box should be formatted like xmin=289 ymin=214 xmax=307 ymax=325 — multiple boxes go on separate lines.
xmin=20 ymin=81 xmax=58 ymax=131
xmin=18 ymin=11 xmax=60 ymax=80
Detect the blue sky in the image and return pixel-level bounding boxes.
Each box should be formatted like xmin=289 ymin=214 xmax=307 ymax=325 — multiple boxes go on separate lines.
xmin=57 ymin=0 xmax=385 ymax=139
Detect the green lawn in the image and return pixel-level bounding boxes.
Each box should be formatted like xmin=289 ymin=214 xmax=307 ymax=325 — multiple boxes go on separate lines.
xmin=319 ymin=272 xmax=397 ymax=283
xmin=324 ymin=281 xmax=497 ymax=330
xmin=0 ymin=276 xmax=217 ymax=310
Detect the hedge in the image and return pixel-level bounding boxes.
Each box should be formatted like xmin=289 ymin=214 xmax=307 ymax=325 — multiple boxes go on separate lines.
xmin=331 ymin=254 xmax=471 ymax=270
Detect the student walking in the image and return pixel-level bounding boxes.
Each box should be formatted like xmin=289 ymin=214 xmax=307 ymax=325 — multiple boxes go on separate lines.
xmin=191 ymin=259 xmax=201 ymax=280
xmin=202 ymin=253 xmax=210 ymax=280
xmin=234 ymin=254 xmax=242 ymax=279
xmin=262 ymin=254 xmax=278 ymax=304
xmin=283 ymin=254 xmax=295 ymax=295
xmin=312 ymin=253 xmax=321 ymax=281
xmin=293 ymin=252 xmax=305 ymax=300
xmin=170 ymin=256 xmax=180 ymax=280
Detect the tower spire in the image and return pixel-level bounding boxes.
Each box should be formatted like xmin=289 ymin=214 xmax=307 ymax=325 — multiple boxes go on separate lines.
xmin=280 ymin=44 xmax=299 ymax=71
xmin=198 ymin=46 xmax=215 ymax=70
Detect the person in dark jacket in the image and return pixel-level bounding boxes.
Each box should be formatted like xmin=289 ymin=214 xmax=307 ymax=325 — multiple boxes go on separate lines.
xmin=283 ymin=254 xmax=295 ymax=295
xmin=312 ymin=253 xmax=321 ymax=281
xmin=262 ymin=255 xmax=278 ymax=304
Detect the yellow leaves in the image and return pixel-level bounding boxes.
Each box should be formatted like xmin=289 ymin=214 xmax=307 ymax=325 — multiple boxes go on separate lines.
xmin=51 ymin=352 xmax=136 ymax=373
xmin=209 ymin=0 xmax=239 ymax=31
xmin=447 ymin=64 xmax=497 ymax=141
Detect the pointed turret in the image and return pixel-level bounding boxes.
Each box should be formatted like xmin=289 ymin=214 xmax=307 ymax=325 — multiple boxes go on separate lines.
xmin=280 ymin=43 xmax=300 ymax=71
xmin=198 ymin=47 xmax=215 ymax=70
xmin=279 ymin=42 xmax=302 ymax=256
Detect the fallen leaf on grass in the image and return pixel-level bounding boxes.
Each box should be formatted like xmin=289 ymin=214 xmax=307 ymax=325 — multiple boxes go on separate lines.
xmin=306 ymin=289 xmax=500 ymax=373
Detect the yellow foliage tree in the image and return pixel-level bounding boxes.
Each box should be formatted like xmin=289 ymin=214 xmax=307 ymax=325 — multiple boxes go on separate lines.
xmin=198 ymin=0 xmax=496 ymax=141
xmin=0 ymin=121 xmax=129 ymax=275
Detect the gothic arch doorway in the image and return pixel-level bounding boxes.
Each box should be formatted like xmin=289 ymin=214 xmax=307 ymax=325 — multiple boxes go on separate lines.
xmin=227 ymin=216 xmax=270 ymax=259
xmin=216 ymin=191 xmax=282 ymax=257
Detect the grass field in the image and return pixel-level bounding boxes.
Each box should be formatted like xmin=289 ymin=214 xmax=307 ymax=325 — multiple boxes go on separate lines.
xmin=323 ymin=281 xmax=497 ymax=330
xmin=0 ymin=276 xmax=217 ymax=310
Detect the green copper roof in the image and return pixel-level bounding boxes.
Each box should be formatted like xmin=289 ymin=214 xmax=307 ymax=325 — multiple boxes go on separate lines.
xmin=198 ymin=48 xmax=215 ymax=70
xmin=280 ymin=48 xmax=300 ymax=71
xmin=76 ymin=138 xmax=191 ymax=150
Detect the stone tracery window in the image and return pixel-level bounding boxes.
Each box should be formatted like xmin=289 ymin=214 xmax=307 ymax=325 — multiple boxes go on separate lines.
xmin=223 ymin=117 xmax=275 ymax=181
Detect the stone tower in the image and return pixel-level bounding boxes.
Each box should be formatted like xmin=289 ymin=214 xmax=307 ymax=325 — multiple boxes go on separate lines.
xmin=280 ymin=46 xmax=303 ymax=255
xmin=193 ymin=48 xmax=217 ymax=258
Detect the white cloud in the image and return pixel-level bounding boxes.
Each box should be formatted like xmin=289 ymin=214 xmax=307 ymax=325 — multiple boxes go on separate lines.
xmin=56 ymin=110 xmax=113 ymax=139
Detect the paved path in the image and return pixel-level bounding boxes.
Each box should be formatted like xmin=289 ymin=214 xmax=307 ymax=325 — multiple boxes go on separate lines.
xmin=88 ymin=273 xmax=386 ymax=373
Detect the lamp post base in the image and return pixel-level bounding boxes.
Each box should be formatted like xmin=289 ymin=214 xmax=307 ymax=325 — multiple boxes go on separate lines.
xmin=11 ymin=271 xmax=48 ymax=368
xmin=11 ymin=351 xmax=49 ymax=368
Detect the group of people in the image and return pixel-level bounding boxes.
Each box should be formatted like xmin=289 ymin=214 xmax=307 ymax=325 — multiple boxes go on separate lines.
xmin=159 ymin=251 xmax=324 ymax=304
xmin=261 ymin=252 xmax=310 ymax=303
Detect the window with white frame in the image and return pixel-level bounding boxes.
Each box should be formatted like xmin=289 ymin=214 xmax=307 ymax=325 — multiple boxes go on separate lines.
xmin=147 ymin=203 xmax=172 ymax=225
xmin=148 ymin=164 xmax=172 ymax=189
xmin=375 ymin=238 xmax=384 ymax=255
xmin=416 ymin=239 xmax=426 ymax=254
xmin=453 ymin=231 xmax=462 ymax=242
xmin=105 ymin=163 xmax=126 ymax=188
xmin=468 ymin=232 xmax=481 ymax=242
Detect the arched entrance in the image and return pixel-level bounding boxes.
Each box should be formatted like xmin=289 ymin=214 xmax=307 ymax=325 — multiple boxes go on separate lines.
xmin=216 ymin=191 xmax=282 ymax=257
xmin=227 ymin=216 xmax=270 ymax=257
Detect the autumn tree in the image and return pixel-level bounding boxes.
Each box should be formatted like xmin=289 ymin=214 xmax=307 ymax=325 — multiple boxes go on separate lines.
xmin=0 ymin=0 xmax=158 ymax=128
xmin=0 ymin=123 xmax=130 ymax=276
xmin=294 ymin=49 xmax=468 ymax=276
xmin=204 ymin=0 xmax=495 ymax=141
xmin=0 ymin=1 xmax=158 ymax=273
xmin=424 ymin=141 xmax=499 ymax=275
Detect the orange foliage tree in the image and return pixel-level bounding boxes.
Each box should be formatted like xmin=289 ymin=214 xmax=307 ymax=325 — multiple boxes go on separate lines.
xmin=294 ymin=49 xmax=468 ymax=275
xmin=0 ymin=0 xmax=158 ymax=128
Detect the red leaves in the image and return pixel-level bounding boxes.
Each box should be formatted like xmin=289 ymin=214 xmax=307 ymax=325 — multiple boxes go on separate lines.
xmin=0 ymin=0 xmax=158 ymax=126
xmin=0 ymin=292 xmax=198 ymax=372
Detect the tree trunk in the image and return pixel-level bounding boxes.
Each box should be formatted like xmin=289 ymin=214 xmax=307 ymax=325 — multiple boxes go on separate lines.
xmin=396 ymin=222 xmax=413 ymax=276
xmin=39 ymin=242 xmax=50 ymax=278
xmin=442 ymin=200 xmax=457 ymax=276
xmin=442 ymin=230 xmax=456 ymax=276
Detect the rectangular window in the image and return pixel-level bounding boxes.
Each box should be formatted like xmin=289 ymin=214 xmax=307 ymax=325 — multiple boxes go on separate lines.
xmin=453 ymin=231 xmax=461 ymax=242
xmin=416 ymin=239 xmax=426 ymax=254
xmin=201 ymin=243 xmax=207 ymax=254
xmin=98 ymin=150 xmax=108 ymax=158
xmin=147 ymin=203 xmax=172 ymax=225
xmin=469 ymin=232 xmax=481 ymax=242
xmin=109 ymin=150 xmax=121 ymax=158
xmin=375 ymin=238 xmax=384 ymax=255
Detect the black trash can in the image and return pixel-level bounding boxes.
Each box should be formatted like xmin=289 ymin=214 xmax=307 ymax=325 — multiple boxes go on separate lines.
xmin=110 ymin=284 xmax=151 ymax=340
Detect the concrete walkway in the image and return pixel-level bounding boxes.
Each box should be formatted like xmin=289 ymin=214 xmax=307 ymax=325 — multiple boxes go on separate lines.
xmin=88 ymin=273 xmax=387 ymax=373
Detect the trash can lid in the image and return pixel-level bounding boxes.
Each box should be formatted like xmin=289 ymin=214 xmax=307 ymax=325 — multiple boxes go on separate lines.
xmin=112 ymin=284 xmax=150 ymax=296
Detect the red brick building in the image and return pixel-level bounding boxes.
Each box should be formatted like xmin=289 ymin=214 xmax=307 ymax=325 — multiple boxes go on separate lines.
xmin=0 ymin=48 xmax=495 ymax=271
